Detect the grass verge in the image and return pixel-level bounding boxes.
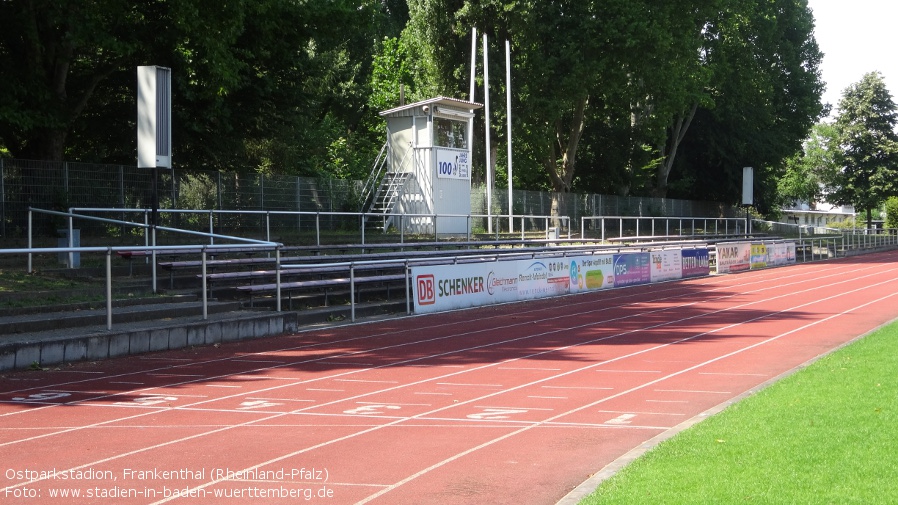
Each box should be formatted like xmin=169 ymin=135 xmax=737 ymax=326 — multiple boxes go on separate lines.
xmin=581 ymin=320 xmax=898 ymax=504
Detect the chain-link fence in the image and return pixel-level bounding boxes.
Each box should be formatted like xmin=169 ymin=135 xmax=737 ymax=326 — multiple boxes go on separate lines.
xmin=1 ymin=158 xmax=738 ymax=243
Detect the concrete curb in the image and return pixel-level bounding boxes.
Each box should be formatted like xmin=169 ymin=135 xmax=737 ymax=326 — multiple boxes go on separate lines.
xmin=0 ymin=312 xmax=298 ymax=371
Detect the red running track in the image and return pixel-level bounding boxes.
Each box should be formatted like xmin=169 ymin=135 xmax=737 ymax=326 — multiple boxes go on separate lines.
xmin=3 ymin=250 xmax=898 ymax=505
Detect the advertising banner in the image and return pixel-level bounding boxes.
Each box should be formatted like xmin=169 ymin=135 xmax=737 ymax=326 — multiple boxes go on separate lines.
xmin=412 ymin=247 xmax=713 ymax=314
xmin=412 ymin=258 xmax=569 ymax=313
xmin=650 ymin=249 xmax=683 ymax=282
xmin=786 ymin=242 xmax=796 ymax=264
xmin=716 ymin=242 xmax=751 ymax=273
xmin=517 ymin=259 xmax=570 ymax=299
xmin=681 ymin=248 xmax=711 ymax=278
xmin=750 ymin=243 xmax=769 ymax=269
xmin=569 ymin=254 xmax=615 ymax=293
xmin=612 ymin=252 xmax=651 ymax=287
xmin=435 ymin=148 xmax=470 ymax=180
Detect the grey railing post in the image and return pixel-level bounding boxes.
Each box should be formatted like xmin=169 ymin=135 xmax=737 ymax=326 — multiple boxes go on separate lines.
xmin=350 ymin=263 xmax=356 ymax=322
xmin=275 ymin=247 xmax=282 ymax=312
xmin=106 ymin=248 xmax=113 ymax=330
xmin=201 ymin=248 xmax=208 ymax=320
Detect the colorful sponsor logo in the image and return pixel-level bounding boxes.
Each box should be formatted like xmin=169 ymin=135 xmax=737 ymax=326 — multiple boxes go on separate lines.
xmin=416 ymin=274 xmax=435 ymax=305
xmin=487 ymin=271 xmax=517 ymax=295
xmin=437 ymin=275 xmax=485 ymax=297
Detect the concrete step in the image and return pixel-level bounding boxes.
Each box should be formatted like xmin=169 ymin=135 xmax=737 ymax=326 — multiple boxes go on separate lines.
xmin=0 ymin=299 xmax=241 ymax=335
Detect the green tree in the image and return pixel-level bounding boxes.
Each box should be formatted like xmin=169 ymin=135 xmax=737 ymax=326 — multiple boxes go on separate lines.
xmin=0 ymin=0 xmax=397 ymax=179
xmin=828 ymin=72 xmax=898 ymax=229
xmin=778 ymin=122 xmax=838 ymax=206
xmin=667 ymin=0 xmax=824 ymax=214
xmin=884 ymin=196 xmax=898 ymax=230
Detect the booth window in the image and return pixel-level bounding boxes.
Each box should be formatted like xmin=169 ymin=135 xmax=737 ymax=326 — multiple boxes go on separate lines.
xmin=434 ymin=117 xmax=467 ymax=149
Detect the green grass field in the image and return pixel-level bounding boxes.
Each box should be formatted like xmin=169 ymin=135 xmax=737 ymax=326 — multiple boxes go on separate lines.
xmin=581 ymin=320 xmax=898 ymax=504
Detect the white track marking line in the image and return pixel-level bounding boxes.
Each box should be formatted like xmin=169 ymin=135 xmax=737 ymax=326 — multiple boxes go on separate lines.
xmin=333 ymin=379 xmax=398 ymax=384
xmin=699 ymin=372 xmax=768 ymax=376
xmin=655 ymin=389 xmax=732 ymax=394
xmin=542 ymin=386 xmax=613 ymax=390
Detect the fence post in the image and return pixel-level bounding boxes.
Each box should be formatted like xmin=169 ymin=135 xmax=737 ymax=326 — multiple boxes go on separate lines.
xmin=1 ymin=158 xmax=6 ymax=238
xmin=405 ymin=260 xmax=411 ymax=315
xmin=27 ymin=208 xmax=33 ymax=272
xmin=106 ymin=248 xmax=113 ymax=330
xmin=350 ymin=263 xmax=356 ymax=322
xmin=201 ymin=248 xmax=208 ymax=320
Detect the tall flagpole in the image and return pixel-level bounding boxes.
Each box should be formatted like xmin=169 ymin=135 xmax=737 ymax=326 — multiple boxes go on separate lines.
xmin=506 ymin=40 xmax=513 ymax=234
xmin=483 ymin=33 xmax=492 ymax=234
xmin=470 ymin=28 xmax=477 ymax=102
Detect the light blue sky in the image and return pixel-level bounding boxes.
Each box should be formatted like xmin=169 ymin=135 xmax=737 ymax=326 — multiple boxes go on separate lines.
xmin=807 ymin=0 xmax=898 ymax=115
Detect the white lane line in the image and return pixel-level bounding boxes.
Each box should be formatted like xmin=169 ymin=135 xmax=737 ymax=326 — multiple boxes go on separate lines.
xmin=498 ymin=367 xmax=562 ymax=371
xmin=436 ymin=383 xmax=503 ymax=387
xmin=230 ymin=359 xmax=288 ymax=364
xmin=205 ymin=385 xmax=240 ymax=388
xmin=527 ymin=396 xmax=567 ymax=399
xmin=245 ymin=398 xmax=314 ymax=403
xmin=313 ymin=362 xmax=375 ymax=367
xmin=473 ymin=406 xmax=554 ymax=411
xmin=542 ymin=386 xmax=613 ymax=390
xmin=646 ymin=399 xmax=689 ymax=404
xmin=699 ymin=372 xmax=768 ymax=377
xmin=597 ymin=370 xmax=661 ymax=373
xmin=356 ymin=402 xmax=430 ymax=406
xmin=597 ymin=409 xmax=687 ymax=416
xmin=655 ymin=389 xmax=732 ymax=394
xmin=333 ymin=379 xmax=398 ymax=384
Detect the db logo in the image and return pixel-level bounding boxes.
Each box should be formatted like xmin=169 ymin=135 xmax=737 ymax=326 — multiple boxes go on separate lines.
xmin=416 ymin=275 xmax=435 ymax=305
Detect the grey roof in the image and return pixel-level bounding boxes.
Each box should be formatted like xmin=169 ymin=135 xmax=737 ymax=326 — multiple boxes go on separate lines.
xmin=379 ymin=96 xmax=483 ymax=117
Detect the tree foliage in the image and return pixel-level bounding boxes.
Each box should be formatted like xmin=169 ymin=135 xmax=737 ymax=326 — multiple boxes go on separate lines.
xmin=827 ymin=72 xmax=898 ymax=227
xmin=778 ymin=122 xmax=838 ymax=207
xmin=1 ymin=0 xmax=826 ymax=216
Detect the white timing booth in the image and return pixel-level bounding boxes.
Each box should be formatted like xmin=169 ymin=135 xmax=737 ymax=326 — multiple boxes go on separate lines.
xmin=377 ymin=96 xmax=482 ymax=235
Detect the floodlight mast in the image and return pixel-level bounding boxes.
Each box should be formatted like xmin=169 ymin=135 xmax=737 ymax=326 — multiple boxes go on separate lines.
xmin=137 ymin=66 xmax=172 ymax=229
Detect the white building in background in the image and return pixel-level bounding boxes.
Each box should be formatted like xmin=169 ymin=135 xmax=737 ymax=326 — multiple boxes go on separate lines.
xmin=781 ymin=200 xmax=855 ymax=228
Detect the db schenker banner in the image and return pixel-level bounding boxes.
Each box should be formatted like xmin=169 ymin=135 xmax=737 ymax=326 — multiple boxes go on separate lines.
xmin=412 ymin=258 xmax=569 ymax=313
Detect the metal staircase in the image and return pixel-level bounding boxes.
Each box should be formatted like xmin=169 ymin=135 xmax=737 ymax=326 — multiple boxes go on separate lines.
xmin=369 ymin=172 xmax=411 ymax=215
xmin=361 ymin=141 xmax=419 ymax=231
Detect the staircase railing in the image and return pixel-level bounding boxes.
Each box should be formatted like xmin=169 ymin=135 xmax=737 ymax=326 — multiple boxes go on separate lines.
xmin=360 ymin=141 xmax=390 ymax=211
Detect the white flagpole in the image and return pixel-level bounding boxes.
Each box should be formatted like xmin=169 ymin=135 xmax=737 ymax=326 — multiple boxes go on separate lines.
xmin=483 ymin=33 xmax=492 ymax=234
xmin=506 ymin=39 xmax=513 ymax=234
xmin=470 ymin=28 xmax=477 ymax=101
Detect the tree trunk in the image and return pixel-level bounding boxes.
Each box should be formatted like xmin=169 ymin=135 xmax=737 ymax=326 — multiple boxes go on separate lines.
xmin=544 ymin=95 xmax=588 ymax=195
xmin=654 ymin=103 xmax=698 ymax=198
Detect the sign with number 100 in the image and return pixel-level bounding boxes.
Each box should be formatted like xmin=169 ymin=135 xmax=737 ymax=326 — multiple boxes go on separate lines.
xmin=435 ymin=148 xmax=469 ymax=180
